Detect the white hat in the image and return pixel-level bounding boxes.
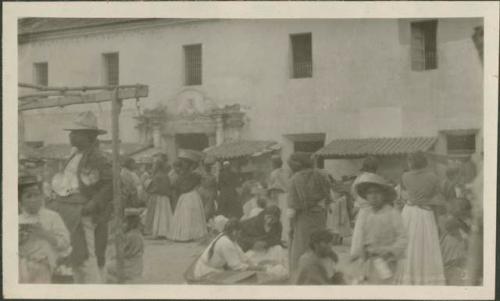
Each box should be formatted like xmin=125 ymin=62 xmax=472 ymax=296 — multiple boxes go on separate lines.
xmin=354 ymin=173 xmax=397 ymax=202
xmin=64 ymin=111 xmax=106 ymax=134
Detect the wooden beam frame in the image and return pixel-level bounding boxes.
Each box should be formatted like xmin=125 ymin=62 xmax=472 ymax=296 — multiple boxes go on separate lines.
xmin=19 ymin=85 xmax=148 ymax=111
xmin=18 ymin=83 xmax=149 ymax=283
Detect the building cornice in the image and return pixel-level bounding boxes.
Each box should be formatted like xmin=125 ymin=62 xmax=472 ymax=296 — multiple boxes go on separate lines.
xmin=19 ymin=18 xmax=218 ymax=44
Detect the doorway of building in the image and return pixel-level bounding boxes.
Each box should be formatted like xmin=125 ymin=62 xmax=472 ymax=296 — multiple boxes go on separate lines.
xmin=175 ymin=133 xmax=209 ymax=151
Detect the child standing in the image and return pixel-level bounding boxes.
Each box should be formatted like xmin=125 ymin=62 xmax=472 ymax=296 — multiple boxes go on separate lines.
xmin=106 ymin=208 xmax=145 ymax=283
xmin=19 ymin=171 xmax=71 ymax=283
xmin=352 ymin=173 xmax=408 ymax=284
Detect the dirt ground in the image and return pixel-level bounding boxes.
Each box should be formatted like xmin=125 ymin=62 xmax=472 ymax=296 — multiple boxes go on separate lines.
xmin=142 ymin=236 xmax=354 ymax=284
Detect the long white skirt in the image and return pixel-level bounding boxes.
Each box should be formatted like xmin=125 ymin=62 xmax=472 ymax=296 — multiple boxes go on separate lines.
xmin=278 ymin=193 xmax=289 ymax=244
xmin=397 ymin=205 xmax=446 ymax=285
xmin=350 ymin=206 xmax=370 ymax=257
xmin=168 ymin=190 xmax=208 ymax=242
xmin=148 ymin=195 xmax=173 ymax=238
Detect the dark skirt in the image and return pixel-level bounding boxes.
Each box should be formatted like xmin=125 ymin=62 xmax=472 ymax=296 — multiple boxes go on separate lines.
xmin=289 ymin=206 xmax=327 ymax=273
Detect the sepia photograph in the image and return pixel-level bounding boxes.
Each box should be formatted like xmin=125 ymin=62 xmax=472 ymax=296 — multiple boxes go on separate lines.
xmin=3 ymin=1 xmax=499 ymax=300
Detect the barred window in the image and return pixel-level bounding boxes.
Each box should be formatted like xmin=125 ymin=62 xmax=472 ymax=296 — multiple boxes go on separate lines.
xmin=103 ymin=52 xmax=119 ymax=86
xmin=447 ymin=134 xmax=476 ymax=154
xmin=33 ymin=62 xmax=48 ymax=86
xmin=184 ymin=44 xmax=202 ymax=86
xmin=411 ymin=20 xmax=438 ymax=71
xmin=291 ymin=33 xmax=313 ymax=78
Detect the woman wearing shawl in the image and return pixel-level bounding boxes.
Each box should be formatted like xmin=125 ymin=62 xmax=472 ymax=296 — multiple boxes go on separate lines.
xmin=168 ymin=150 xmax=208 ymax=242
xmin=287 ymin=152 xmax=332 ymax=273
xmin=190 ymin=219 xmax=260 ymax=281
xmin=239 ymin=206 xmax=288 ymax=280
xmin=397 ymin=151 xmax=446 ymax=285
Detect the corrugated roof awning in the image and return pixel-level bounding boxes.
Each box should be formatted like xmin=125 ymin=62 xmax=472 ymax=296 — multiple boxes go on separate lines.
xmin=204 ymin=140 xmax=280 ymax=160
xmin=315 ymin=136 xmax=437 ymax=159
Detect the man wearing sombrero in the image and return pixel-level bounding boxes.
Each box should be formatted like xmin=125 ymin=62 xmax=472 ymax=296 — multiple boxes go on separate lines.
xmin=48 ymin=111 xmax=112 ymax=283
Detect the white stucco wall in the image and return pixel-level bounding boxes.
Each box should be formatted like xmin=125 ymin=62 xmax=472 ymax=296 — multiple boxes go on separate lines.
xmin=19 ymin=18 xmax=483 ymax=169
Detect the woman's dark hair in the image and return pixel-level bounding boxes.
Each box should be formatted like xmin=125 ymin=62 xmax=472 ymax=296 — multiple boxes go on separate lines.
xmin=263 ymin=205 xmax=281 ymax=219
xmin=208 ymin=218 xmax=241 ymax=260
xmin=360 ymin=156 xmax=379 ymax=173
xmin=288 ymin=152 xmax=313 ymax=172
xmin=407 ymin=151 xmax=428 ymax=170
xmin=256 ymin=197 xmax=267 ymax=209
xmin=271 ymin=155 xmax=283 ymax=169
xmin=309 ymin=229 xmax=334 ymax=250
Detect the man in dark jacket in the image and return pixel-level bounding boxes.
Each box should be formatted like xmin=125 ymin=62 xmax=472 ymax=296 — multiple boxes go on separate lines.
xmin=48 ymin=111 xmax=112 ymax=283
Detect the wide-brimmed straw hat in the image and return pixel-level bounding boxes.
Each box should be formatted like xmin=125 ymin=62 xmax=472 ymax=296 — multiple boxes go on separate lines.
xmin=64 ymin=111 xmax=107 ymax=134
xmin=354 ymin=173 xmax=396 ymax=202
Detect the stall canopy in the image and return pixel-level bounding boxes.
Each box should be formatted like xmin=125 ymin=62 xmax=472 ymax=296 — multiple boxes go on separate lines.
xmin=315 ymin=136 xmax=437 ymax=159
xmin=204 ymin=140 xmax=280 ymax=160
xmin=131 ymin=146 xmax=165 ymax=163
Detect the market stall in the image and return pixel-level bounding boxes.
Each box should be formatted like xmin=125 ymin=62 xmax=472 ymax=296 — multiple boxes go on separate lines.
xmin=204 ymin=139 xmax=280 ymax=183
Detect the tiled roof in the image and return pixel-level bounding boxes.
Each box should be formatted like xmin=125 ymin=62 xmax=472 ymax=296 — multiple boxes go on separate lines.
xmin=18 ymin=18 xmax=192 ymax=35
xmin=205 ymin=140 xmax=279 ymax=160
xmin=315 ymin=136 xmax=437 ymax=159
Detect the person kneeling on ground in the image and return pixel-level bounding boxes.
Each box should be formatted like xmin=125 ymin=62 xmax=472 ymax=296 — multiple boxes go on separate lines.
xmin=239 ymin=206 xmax=288 ymax=281
xmin=292 ymin=229 xmax=344 ymax=285
xmin=190 ymin=219 xmax=263 ymax=281
xmin=106 ymin=208 xmax=145 ymax=284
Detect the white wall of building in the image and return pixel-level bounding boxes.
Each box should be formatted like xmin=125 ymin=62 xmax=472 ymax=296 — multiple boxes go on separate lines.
xmin=19 ymin=18 xmax=483 ymax=171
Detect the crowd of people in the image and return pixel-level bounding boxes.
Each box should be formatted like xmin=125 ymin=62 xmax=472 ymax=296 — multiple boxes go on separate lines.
xmin=18 ymin=111 xmax=483 ymax=286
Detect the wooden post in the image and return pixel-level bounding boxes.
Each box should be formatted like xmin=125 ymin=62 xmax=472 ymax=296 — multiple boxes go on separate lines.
xmin=111 ymin=88 xmax=124 ymax=283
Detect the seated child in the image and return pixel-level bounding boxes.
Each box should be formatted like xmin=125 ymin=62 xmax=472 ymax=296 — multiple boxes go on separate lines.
xmin=106 ymin=208 xmax=145 ymax=284
xmin=292 ymin=229 xmax=344 ymax=285
xmin=439 ymin=197 xmax=471 ymax=285
xmin=19 ymin=172 xmax=71 ymax=283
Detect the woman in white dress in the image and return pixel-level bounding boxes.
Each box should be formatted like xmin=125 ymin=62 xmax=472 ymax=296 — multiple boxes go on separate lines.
xmin=144 ymin=154 xmax=173 ymax=239
xmin=397 ymin=151 xmax=446 ymax=285
xmin=168 ymin=150 xmax=208 ymax=242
